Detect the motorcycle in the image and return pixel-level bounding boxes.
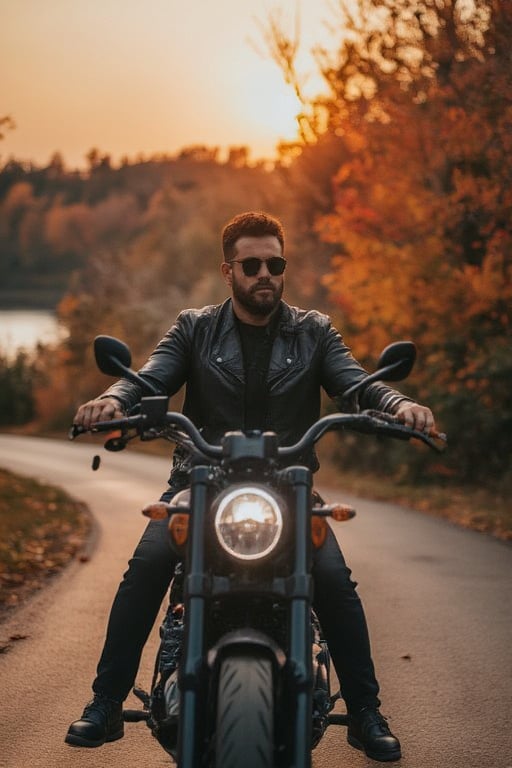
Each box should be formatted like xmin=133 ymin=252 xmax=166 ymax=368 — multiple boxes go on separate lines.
xmin=70 ymin=335 xmax=445 ymax=768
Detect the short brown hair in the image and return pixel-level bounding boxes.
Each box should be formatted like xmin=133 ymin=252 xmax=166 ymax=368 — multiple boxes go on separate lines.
xmin=222 ymin=211 xmax=285 ymax=261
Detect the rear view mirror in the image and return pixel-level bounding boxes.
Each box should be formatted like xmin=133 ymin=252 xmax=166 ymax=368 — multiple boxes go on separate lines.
xmin=94 ymin=335 xmax=132 ymax=377
xmin=93 ymin=335 xmax=159 ymax=395
xmin=341 ymin=340 xmax=417 ymax=403
xmin=376 ymin=341 xmax=416 ymax=382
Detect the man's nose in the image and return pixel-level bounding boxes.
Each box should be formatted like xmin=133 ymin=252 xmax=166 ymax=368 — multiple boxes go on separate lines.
xmin=256 ymin=260 xmax=272 ymax=276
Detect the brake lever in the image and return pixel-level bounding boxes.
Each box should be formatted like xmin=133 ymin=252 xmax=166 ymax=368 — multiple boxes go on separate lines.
xmin=358 ymin=413 xmax=447 ymax=452
xmin=104 ymin=432 xmax=131 ymax=452
xmin=418 ymin=429 xmax=447 ymax=451
xmin=387 ymin=423 xmax=447 ymax=452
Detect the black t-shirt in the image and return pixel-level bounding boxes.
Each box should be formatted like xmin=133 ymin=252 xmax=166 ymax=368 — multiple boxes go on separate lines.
xmin=236 ymin=312 xmax=279 ymax=431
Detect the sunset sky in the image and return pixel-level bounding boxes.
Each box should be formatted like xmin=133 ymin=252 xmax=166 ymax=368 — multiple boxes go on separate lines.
xmin=2 ymin=0 xmax=334 ymax=169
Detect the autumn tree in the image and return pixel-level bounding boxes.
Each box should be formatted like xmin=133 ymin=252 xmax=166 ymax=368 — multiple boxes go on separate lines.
xmin=226 ymin=146 xmax=250 ymax=168
xmin=0 ymin=350 xmax=35 ymax=425
xmin=268 ymin=1 xmax=512 ymax=483
xmin=179 ymin=145 xmax=220 ymax=163
xmin=0 ymin=115 xmax=15 ymax=143
xmin=28 ymin=154 xmax=291 ymax=425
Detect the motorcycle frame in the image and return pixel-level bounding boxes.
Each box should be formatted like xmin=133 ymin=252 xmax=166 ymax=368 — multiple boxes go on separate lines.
xmin=176 ymin=458 xmax=315 ymax=768
xmin=82 ymin=336 xmax=445 ymax=766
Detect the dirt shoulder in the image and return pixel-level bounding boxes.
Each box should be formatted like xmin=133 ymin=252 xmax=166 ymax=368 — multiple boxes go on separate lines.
xmin=0 ymin=467 xmax=92 ymax=624
xmin=315 ymin=458 xmax=512 ymax=543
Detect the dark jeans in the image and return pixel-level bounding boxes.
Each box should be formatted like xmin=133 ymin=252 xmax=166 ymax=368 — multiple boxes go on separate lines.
xmin=93 ymin=505 xmax=380 ymax=713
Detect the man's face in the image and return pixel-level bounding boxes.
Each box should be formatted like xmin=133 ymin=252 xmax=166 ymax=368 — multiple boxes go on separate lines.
xmin=224 ymin=236 xmax=284 ymax=318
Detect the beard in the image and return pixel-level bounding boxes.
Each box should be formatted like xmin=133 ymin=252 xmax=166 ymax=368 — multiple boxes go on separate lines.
xmin=231 ymin=277 xmax=283 ymax=317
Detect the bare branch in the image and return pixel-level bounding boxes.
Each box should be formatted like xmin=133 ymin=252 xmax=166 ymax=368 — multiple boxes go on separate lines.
xmin=0 ymin=115 xmax=16 ymax=141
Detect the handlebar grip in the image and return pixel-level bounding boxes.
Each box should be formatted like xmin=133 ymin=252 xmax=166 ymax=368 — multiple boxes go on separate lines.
xmin=68 ymin=424 xmax=87 ymax=440
xmin=68 ymin=414 xmax=143 ymax=440
xmin=365 ymin=410 xmax=447 ymax=446
xmin=92 ymin=414 xmax=143 ymax=431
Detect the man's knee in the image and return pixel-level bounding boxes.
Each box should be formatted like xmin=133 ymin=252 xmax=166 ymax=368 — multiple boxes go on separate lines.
xmin=313 ymin=561 xmax=358 ymax=597
xmin=123 ymin=519 xmax=176 ymax=587
xmin=312 ymin=527 xmax=358 ymax=591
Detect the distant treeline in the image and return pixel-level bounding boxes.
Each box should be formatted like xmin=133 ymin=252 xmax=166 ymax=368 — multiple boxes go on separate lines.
xmin=0 ymin=146 xmax=306 ymax=307
xmin=1 ymin=0 xmax=510 ymax=489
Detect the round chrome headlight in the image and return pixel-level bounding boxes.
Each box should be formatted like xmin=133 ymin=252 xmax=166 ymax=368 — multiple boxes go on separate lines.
xmin=214 ymin=486 xmax=284 ymax=561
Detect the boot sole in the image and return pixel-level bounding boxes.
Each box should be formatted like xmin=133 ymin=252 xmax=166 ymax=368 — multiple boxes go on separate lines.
xmin=347 ymin=734 xmax=402 ymax=762
xmin=65 ymin=729 xmax=124 ymax=748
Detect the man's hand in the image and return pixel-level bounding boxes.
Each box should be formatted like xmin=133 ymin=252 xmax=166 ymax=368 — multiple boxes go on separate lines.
xmin=394 ymin=401 xmax=436 ymax=434
xmin=73 ymin=397 xmax=124 ymax=430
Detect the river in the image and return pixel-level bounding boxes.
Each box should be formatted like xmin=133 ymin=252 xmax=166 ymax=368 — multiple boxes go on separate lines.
xmin=0 ymin=309 xmax=63 ymax=357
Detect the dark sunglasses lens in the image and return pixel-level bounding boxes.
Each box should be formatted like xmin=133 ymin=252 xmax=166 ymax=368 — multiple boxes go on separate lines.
xmin=268 ymin=257 xmax=286 ymax=275
xmin=241 ymin=257 xmax=286 ymax=276
xmin=241 ymin=258 xmax=261 ymax=276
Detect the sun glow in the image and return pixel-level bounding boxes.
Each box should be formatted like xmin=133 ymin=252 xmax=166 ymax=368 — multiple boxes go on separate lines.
xmin=1 ymin=1 xmax=334 ymax=168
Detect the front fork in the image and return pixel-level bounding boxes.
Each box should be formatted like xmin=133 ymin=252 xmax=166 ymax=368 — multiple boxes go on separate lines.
xmin=285 ymin=466 xmax=314 ymax=768
xmin=177 ymin=466 xmax=210 ymax=768
xmin=177 ymin=465 xmax=315 ymax=768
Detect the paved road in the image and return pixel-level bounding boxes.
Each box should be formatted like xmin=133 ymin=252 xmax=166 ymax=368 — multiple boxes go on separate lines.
xmin=0 ymin=434 xmax=510 ymax=768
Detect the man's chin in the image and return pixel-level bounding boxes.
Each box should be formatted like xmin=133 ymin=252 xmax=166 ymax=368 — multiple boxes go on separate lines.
xmin=232 ymin=282 xmax=282 ymax=317
xmin=244 ymin=296 xmax=279 ymax=316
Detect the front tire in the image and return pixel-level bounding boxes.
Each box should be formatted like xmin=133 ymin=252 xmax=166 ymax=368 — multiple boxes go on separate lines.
xmin=215 ymin=653 xmax=274 ymax=768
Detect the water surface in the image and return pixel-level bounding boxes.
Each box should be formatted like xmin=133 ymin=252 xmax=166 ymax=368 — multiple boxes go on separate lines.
xmin=0 ymin=309 xmax=63 ymax=356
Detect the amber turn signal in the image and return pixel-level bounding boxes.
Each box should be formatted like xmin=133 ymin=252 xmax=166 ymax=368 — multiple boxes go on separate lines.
xmin=330 ymin=504 xmax=356 ymax=522
xmin=141 ymin=501 xmax=171 ymax=520
xmin=169 ymin=513 xmax=189 ymax=548
xmin=311 ymin=516 xmax=328 ymax=548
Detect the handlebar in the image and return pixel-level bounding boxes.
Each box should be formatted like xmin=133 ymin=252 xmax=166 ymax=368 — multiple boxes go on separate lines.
xmin=280 ymin=410 xmax=446 ymax=455
xmin=69 ymin=412 xmax=224 ymax=458
xmin=69 ymin=408 xmax=446 ymax=457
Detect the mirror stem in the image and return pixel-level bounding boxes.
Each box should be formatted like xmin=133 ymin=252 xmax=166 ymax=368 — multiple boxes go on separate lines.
xmin=342 ymin=360 xmax=404 ymax=401
xmin=109 ymin=355 xmax=159 ymax=395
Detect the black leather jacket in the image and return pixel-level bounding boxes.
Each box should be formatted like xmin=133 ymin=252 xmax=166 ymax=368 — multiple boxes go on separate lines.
xmin=103 ymin=299 xmax=413 ymax=475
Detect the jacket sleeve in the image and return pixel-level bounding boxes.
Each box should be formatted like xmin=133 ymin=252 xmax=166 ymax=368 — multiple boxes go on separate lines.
xmin=320 ymin=323 xmax=415 ymax=414
xmin=99 ymin=310 xmax=193 ymax=411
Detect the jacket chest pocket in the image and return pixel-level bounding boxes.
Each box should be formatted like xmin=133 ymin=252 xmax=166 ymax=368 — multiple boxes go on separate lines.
xmin=268 ymin=357 xmax=307 ymax=392
xmin=208 ymin=353 xmax=245 ymax=386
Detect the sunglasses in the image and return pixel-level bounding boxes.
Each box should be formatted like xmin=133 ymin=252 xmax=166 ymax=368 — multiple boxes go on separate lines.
xmin=230 ymin=256 xmax=287 ymax=277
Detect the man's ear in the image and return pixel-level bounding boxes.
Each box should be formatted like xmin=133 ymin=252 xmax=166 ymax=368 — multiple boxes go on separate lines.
xmin=221 ymin=261 xmax=232 ymax=286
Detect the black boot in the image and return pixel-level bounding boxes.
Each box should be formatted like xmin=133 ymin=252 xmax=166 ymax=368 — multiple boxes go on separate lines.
xmin=347 ymin=707 xmax=401 ymax=762
xmin=65 ymin=694 xmax=124 ymax=747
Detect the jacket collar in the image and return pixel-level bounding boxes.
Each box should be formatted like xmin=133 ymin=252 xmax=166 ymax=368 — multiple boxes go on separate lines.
xmin=216 ymin=298 xmax=294 ymax=334
xmin=211 ymin=299 xmax=300 ymax=383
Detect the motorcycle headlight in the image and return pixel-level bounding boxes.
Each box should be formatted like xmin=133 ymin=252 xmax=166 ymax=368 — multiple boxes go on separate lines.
xmin=214 ymin=486 xmax=284 ymax=561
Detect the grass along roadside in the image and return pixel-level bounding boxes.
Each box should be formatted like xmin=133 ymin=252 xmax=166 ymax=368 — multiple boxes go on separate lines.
xmin=134 ymin=438 xmax=512 ymax=542
xmin=0 ymin=467 xmax=91 ymax=620
xmin=315 ymin=455 xmax=512 ymax=543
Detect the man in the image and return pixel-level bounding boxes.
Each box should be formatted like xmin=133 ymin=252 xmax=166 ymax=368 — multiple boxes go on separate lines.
xmin=66 ymin=211 xmax=435 ymax=761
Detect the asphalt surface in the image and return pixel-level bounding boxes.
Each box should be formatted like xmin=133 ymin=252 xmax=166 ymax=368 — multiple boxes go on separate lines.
xmin=0 ymin=434 xmax=510 ymax=768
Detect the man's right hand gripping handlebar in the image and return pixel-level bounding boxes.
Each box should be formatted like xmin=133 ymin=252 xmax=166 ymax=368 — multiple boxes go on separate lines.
xmin=69 ymin=396 xmax=125 ymax=438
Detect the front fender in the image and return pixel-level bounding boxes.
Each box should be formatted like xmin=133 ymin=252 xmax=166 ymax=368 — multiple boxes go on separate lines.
xmin=206 ymin=629 xmax=286 ymax=670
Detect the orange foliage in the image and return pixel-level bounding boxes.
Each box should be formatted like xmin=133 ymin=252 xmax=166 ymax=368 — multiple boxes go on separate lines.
xmin=300 ymin=0 xmax=512 ymax=480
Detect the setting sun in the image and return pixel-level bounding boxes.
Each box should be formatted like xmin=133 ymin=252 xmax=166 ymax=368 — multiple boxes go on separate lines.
xmin=1 ymin=0 xmax=332 ymax=168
